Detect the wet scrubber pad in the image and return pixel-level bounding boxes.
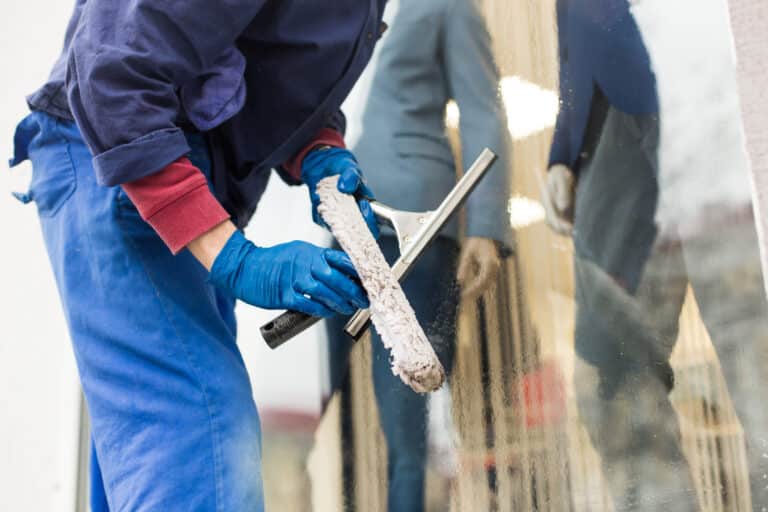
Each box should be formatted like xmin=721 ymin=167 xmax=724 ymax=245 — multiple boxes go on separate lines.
xmin=317 ymin=176 xmax=445 ymax=393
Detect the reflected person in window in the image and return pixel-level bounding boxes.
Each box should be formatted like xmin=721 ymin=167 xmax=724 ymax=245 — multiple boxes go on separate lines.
xmin=324 ymin=0 xmax=513 ymax=510
xmin=544 ymin=0 xmax=768 ymax=510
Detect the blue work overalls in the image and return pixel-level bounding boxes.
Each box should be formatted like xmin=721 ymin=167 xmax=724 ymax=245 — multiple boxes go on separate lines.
xmin=13 ymin=112 xmax=260 ymax=511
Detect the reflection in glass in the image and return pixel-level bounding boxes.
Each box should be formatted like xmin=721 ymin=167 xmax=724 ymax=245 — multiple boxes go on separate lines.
xmin=555 ymin=1 xmax=768 ymax=511
xmin=266 ymin=1 xmax=768 ymax=511
xmin=322 ymin=0 xmax=512 ymax=510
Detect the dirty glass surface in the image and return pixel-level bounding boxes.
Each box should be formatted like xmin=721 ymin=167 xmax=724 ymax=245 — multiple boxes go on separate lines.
xmin=258 ymin=1 xmax=768 ymax=511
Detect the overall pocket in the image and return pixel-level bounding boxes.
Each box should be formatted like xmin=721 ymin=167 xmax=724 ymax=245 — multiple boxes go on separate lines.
xmin=11 ymin=112 xmax=77 ymax=218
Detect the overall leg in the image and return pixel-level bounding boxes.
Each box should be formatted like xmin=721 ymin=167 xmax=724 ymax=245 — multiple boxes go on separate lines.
xmin=322 ymin=241 xmax=361 ymax=508
xmin=90 ymin=439 xmax=109 ymax=512
xmin=25 ymin=113 xmax=263 ymax=511
xmin=325 ymin=300 xmax=356 ymax=400
xmin=574 ymin=243 xmax=697 ymax=511
xmin=572 ymin=106 xmax=698 ymax=510
xmin=685 ymin=215 xmax=768 ymax=509
xmin=370 ymin=236 xmax=460 ymax=512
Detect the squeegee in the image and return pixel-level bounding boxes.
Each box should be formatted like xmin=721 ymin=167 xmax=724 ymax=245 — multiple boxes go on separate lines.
xmin=260 ymin=149 xmax=497 ymax=392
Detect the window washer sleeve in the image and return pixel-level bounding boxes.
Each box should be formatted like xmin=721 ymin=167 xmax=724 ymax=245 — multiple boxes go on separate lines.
xmin=121 ymin=157 xmax=230 ymax=255
xmin=281 ymin=128 xmax=346 ymax=183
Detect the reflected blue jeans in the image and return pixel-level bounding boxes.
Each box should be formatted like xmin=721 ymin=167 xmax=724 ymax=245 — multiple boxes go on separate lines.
xmin=326 ymin=236 xmax=460 ymax=512
xmin=11 ymin=112 xmax=264 ymax=511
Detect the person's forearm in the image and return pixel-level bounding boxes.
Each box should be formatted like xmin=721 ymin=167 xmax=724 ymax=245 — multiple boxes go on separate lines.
xmin=187 ymin=219 xmax=238 ymax=271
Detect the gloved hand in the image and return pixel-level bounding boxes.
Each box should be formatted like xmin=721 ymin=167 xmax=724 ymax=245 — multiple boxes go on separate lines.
xmin=209 ymin=230 xmax=369 ymax=317
xmin=542 ymin=164 xmax=576 ymax=236
xmin=301 ymin=147 xmax=380 ymax=238
xmin=457 ymin=237 xmax=502 ymax=301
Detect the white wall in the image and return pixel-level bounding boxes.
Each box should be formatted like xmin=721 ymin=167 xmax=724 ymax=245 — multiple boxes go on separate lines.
xmin=0 ymin=1 xmax=83 ymax=510
xmin=727 ymin=0 xmax=768 ymax=298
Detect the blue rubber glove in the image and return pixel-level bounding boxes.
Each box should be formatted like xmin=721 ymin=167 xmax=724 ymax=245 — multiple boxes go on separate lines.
xmin=209 ymin=230 xmax=369 ymax=317
xmin=301 ymin=147 xmax=380 ymax=238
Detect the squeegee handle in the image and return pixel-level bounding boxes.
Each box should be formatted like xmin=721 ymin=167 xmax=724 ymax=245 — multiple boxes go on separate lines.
xmin=260 ymin=310 xmax=321 ymax=349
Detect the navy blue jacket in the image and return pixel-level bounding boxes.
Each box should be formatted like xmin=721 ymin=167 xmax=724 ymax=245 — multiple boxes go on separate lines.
xmin=28 ymin=0 xmax=387 ymax=226
xmin=549 ymin=0 xmax=658 ymax=171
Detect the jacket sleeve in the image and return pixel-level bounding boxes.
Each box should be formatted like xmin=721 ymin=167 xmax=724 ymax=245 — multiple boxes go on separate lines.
xmin=278 ymin=127 xmax=347 ymax=184
xmin=276 ymin=110 xmax=348 ymax=185
xmin=548 ymin=0 xmax=573 ymax=169
xmin=121 ymin=158 xmax=230 ymax=254
xmin=66 ymin=0 xmax=268 ymax=186
xmin=441 ymin=0 xmax=514 ymax=248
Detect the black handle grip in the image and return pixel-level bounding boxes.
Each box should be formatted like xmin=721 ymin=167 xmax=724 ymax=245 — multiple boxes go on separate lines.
xmin=260 ymin=310 xmax=322 ymax=349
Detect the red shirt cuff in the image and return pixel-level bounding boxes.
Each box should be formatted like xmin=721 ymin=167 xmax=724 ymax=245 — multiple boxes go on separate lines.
xmin=121 ymin=158 xmax=230 ymax=254
xmin=283 ymin=128 xmax=346 ymax=181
